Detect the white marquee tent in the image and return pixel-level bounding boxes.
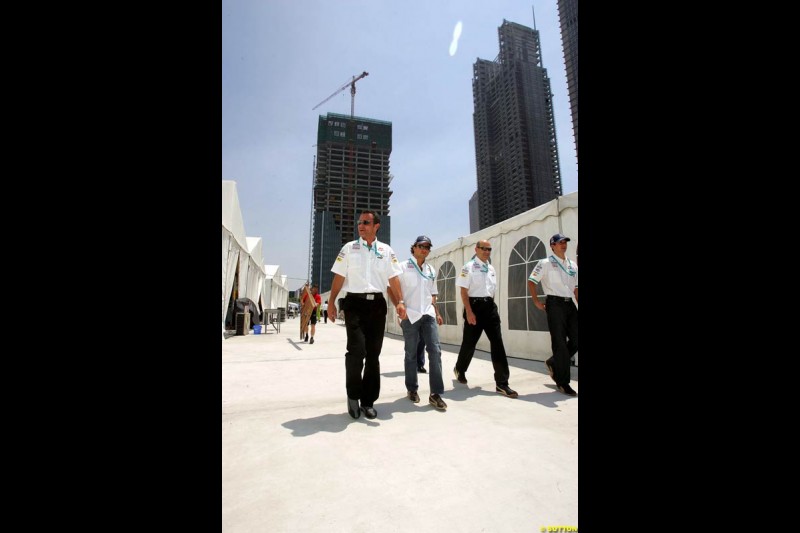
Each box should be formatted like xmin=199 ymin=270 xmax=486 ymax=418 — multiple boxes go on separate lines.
xmin=263 ymin=264 xmax=289 ymax=311
xmin=386 ymin=191 xmax=578 ymax=362
xmin=223 ymin=180 xmax=289 ymax=336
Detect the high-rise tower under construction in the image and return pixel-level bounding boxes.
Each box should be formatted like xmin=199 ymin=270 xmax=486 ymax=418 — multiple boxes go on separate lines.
xmin=557 ymin=0 xmax=578 ymax=160
xmin=310 ymin=112 xmax=393 ymax=293
xmin=472 ymin=20 xmax=562 ymax=230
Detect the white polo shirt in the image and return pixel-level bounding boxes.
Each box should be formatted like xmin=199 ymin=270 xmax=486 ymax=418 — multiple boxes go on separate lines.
xmin=456 ymin=256 xmax=497 ymax=298
xmin=528 ymin=254 xmax=578 ymax=298
xmin=398 ymin=258 xmax=438 ymax=324
xmin=331 ymin=237 xmax=402 ymax=294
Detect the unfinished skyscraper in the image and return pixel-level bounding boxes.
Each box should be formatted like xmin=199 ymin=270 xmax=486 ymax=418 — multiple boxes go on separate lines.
xmin=310 ymin=112 xmax=393 ymax=293
xmin=472 ymin=20 xmax=562 ymax=230
xmin=557 ymin=0 xmax=578 ymax=160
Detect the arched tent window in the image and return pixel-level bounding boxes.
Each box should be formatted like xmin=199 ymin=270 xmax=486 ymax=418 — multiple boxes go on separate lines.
xmin=436 ymin=261 xmax=458 ymax=326
xmin=508 ymin=236 xmax=549 ymax=331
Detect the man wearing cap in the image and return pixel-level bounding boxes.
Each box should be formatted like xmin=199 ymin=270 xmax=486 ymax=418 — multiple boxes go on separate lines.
xmin=392 ymin=235 xmax=447 ymax=410
xmin=328 ymin=210 xmax=406 ymax=420
xmin=453 ymin=240 xmax=518 ymax=398
xmin=528 ymin=233 xmax=578 ymax=396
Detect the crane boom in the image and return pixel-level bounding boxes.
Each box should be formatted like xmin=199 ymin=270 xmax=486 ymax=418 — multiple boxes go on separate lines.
xmin=312 ymin=71 xmax=369 ymax=113
xmin=311 ymin=71 xmax=369 ymax=254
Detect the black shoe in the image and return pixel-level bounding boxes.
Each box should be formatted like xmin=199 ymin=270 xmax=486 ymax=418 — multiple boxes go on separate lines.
xmin=496 ymin=384 xmax=519 ymax=398
xmin=304 ymin=333 xmax=309 ymax=342
xmin=417 ymin=366 xmax=427 ymax=373
xmin=360 ymin=405 xmax=377 ymax=419
xmin=453 ymin=367 xmax=467 ymax=384
xmin=545 ymin=359 xmax=556 ymax=383
xmin=347 ymin=398 xmax=360 ymax=419
xmin=407 ymin=390 xmax=420 ymax=403
xmin=557 ymin=384 xmax=577 ymax=396
xmin=429 ymin=394 xmax=447 ymax=410
xmin=309 ymin=337 xmax=314 ymax=344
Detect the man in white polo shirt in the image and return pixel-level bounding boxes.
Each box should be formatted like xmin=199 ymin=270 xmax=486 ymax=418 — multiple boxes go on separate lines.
xmin=453 ymin=239 xmax=518 ymax=399
xmin=328 ymin=210 xmax=406 ymax=420
xmin=393 ymin=235 xmax=447 ymax=410
xmin=528 ymin=233 xmax=578 ymax=397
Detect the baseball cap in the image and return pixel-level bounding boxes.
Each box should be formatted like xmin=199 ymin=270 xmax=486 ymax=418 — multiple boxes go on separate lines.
xmin=414 ymin=235 xmax=432 ymax=246
xmin=549 ymin=233 xmax=571 ymax=245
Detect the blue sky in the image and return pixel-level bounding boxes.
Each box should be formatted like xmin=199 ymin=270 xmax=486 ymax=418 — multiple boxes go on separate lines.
xmin=222 ymin=0 xmax=577 ymax=291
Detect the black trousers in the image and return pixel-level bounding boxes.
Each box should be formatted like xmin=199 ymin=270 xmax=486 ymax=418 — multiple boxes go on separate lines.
xmin=342 ymin=295 xmax=387 ymax=407
xmin=455 ymin=298 xmax=510 ymax=386
xmin=546 ymin=296 xmax=578 ymax=386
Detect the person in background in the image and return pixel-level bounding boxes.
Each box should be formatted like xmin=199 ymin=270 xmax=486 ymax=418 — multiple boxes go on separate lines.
xmin=453 ymin=240 xmax=518 ymax=399
xmin=527 ymin=233 xmax=578 ymax=396
xmin=301 ymin=284 xmax=321 ymax=344
xmin=392 ymin=235 xmax=447 ymax=410
xmin=328 ymin=210 xmax=405 ymax=420
xmin=322 ymin=300 xmax=329 ymax=323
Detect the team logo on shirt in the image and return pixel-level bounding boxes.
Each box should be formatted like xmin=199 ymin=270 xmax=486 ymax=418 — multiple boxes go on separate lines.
xmin=336 ymin=251 xmax=345 ymax=262
xmin=460 ymin=266 xmax=469 ymax=277
xmin=352 ymin=242 xmax=361 ymax=250
xmin=390 ymin=252 xmax=398 ymax=263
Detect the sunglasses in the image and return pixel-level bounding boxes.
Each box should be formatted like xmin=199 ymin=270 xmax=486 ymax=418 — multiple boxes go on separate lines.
xmin=417 ymin=244 xmax=431 ymax=250
xmin=477 ymin=246 xmax=492 ymax=252
xmin=357 ymin=220 xmax=373 ymax=226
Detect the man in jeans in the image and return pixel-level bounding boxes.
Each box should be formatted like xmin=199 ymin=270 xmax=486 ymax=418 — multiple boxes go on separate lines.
xmin=391 ymin=235 xmax=447 ymax=410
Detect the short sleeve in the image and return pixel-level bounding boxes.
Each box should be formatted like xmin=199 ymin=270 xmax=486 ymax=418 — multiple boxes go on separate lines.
xmin=331 ymin=244 xmax=348 ymax=276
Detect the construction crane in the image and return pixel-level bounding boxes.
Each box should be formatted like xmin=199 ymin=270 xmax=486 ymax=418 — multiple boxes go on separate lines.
xmin=312 ymin=71 xmax=369 ymax=117
xmin=311 ymin=71 xmax=370 ymax=263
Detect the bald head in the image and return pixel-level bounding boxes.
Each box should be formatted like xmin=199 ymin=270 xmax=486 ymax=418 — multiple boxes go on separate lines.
xmin=475 ymin=240 xmax=492 ymax=258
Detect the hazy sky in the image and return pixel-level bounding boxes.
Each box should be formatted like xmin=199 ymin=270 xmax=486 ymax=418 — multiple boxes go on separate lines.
xmin=222 ymin=0 xmax=577 ymax=291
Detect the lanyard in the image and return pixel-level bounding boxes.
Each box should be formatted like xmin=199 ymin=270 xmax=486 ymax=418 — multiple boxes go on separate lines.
xmin=408 ymin=259 xmax=434 ymax=280
xmin=549 ymin=255 xmax=576 ymax=277
xmin=361 ymin=239 xmax=383 ymax=258
xmin=471 ymin=256 xmax=488 ymax=273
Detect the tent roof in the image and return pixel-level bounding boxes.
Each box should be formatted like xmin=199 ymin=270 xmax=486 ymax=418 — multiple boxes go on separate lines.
xmin=222 ymin=181 xmax=247 ymax=249
xmin=264 ymin=264 xmax=281 ymax=278
xmin=433 ymin=191 xmax=578 ymax=256
xmin=246 ymin=237 xmax=264 ymax=274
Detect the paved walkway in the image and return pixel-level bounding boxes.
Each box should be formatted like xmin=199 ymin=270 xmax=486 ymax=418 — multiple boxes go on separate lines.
xmin=222 ymin=318 xmax=578 ymax=532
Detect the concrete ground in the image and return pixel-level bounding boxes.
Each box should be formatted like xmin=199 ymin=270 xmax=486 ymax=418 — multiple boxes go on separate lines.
xmin=222 ymin=317 xmax=578 ymax=532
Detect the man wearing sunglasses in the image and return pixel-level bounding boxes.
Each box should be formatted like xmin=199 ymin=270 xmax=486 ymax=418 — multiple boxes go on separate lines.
xmin=527 ymin=233 xmax=578 ymax=397
xmin=328 ymin=210 xmax=405 ymax=420
xmin=453 ymin=240 xmax=518 ymax=398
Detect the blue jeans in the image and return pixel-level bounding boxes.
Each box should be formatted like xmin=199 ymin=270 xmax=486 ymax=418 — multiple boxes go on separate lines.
xmin=401 ymin=314 xmax=443 ymax=395
xmin=416 ymin=336 xmax=425 ymax=367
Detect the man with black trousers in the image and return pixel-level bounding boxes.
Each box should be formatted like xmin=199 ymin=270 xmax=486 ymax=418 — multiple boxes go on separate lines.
xmin=528 ymin=233 xmax=578 ymax=396
xmin=453 ymin=239 xmax=518 ymax=398
xmin=328 ymin=210 xmax=405 ymax=420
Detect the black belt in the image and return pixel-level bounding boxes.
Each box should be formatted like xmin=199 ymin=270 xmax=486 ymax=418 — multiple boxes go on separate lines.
xmin=469 ymin=296 xmax=493 ymax=302
xmin=347 ymin=292 xmax=383 ymax=300
xmin=546 ymin=295 xmax=573 ymax=303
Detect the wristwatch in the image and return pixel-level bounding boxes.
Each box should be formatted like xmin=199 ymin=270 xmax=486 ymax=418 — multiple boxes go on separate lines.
xmin=397 ymin=300 xmax=405 ymax=305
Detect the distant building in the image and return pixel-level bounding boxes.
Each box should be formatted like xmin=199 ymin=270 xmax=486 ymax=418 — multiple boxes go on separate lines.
xmin=472 ymin=20 xmax=562 ymax=230
xmin=468 ymin=191 xmax=479 ymax=234
xmin=557 ymin=0 xmax=578 ymax=160
xmin=310 ymin=112 xmax=393 ymax=293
